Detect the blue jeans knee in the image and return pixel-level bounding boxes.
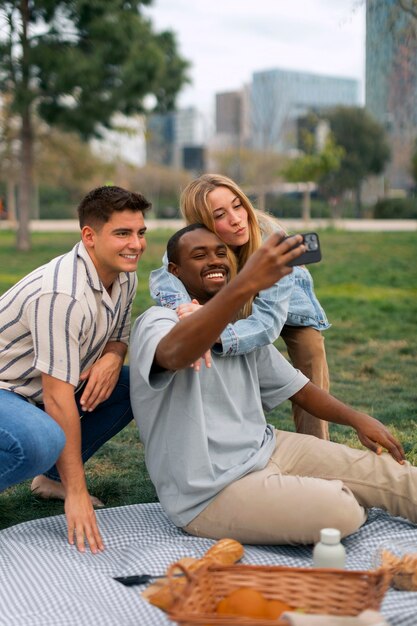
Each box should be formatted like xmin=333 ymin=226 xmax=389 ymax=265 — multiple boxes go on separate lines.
xmin=0 ymin=390 xmax=65 ymax=492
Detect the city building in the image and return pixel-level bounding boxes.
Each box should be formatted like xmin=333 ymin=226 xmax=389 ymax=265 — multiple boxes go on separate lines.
xmin=146 ymin=112 xmax=176 ymax=167
xmin=146 ymin=106 xmax=207 ymax=173
xmin=90 ymin=113 xmax=146 ymax=166
xmin=212 ymin=88 xmax=252 ymax=152
xmin=214 ymin=91 xmax=242 ymax=151
xmin=250 ymin=68 xmax=360 ymax=153
xmin=216 ymin=91 xmax=242 ymax=136
xmin=366 ymin=0 xmax=417 ymax=191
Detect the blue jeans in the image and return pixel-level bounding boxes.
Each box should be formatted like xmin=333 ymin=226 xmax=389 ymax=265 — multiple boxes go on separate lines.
xmin=0 ymin=366 xmax=133 ymax=491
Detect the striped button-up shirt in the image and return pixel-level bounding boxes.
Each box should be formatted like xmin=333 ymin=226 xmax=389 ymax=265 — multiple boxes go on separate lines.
xmin=0 ymin=241 xmax=137 ymax=404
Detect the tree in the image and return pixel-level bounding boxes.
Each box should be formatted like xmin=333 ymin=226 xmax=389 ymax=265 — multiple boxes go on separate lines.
xmin=114 ymin=161 xmax=192 ymax=217
xmin=0 ymin=0 xmax=189 ymax=249
xmin=0 ymin=102 xmax=114 ymax=219
xmin=211 ymin=147 xmax=286 ymax=194
xmin=0 ymin=93 xmax=20 ymax=220
xmin=281 ymin=134 xmax=344 ymax=221
xmin=411 ymin=140 xmax=417 ymax=185
xmin=35 ymin=126 xmax=115 ymax=212
xmin=322 ymin=106 xmax=390 ymax=216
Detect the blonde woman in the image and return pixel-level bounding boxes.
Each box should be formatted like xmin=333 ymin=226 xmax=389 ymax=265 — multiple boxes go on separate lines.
xmin=149 ymin=174 xmax=330 ymax=439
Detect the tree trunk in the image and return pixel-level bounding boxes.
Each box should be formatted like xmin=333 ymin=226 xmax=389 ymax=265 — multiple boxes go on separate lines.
xmin=16 ymin=0 xmax=33 ymax=251
xmin=6 ymin=179 xmax=17 ymax=222
xmin=257 ymin=186 xmax=266 ymax=212
xmin=354 ymin=182 xmax=362 ymax=218
xmin=17 ymin=107 xmax=33 ymax=251
xmin=302 ymin=184 xmax=311 ymax=222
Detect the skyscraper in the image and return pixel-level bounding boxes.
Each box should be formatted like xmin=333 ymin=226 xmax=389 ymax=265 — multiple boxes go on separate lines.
xmin=146 ymin=112 xmax=176 ymax=167
xmin=146 ymin=107 xmax=206 ymax=172
xmin=366 ymin=0 xmax=417 ymax=190
xmin=216 ymin=91 xmax=242 ymax=137
xmin=251 ymin=68 xmax=359 ymax=154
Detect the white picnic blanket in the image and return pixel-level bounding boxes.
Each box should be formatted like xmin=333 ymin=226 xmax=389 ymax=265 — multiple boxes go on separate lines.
xmin=0 ymin=504 xmax=416 ymax=626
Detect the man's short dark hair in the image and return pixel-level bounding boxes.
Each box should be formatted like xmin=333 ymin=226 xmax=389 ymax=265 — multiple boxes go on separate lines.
xmin=166 ymin=223 xmax=209 ymax=265
xmin=77 ymin=186 xmax=152 ymax=229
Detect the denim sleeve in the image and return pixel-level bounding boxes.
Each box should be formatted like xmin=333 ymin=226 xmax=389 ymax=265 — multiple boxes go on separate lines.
xmin=286 ymin=267 xmax=330 ymax=330
xmin=214 ymin=272 xmax=295 ymax=356
xmin=149 ymin=265 xmax=191 ymax=310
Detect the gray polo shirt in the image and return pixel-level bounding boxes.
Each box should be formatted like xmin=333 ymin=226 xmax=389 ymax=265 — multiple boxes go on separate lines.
xmin=130 ymin=306 xmax=309 ymax=528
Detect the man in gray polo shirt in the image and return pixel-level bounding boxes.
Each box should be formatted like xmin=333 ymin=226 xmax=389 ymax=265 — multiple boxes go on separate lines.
xmin=0 ymin=185 xmax=150 ymax=553
xmin=130 ymin=224 xmax=417 ymax=544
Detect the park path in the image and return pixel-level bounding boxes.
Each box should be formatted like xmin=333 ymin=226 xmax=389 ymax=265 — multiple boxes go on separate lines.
xmin=1 ymin=218 xmax=417 ymax=232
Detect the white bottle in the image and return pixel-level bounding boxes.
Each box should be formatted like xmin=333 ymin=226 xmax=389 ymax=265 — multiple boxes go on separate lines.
xmin=313 ymin=528 xmax=346 ymax=568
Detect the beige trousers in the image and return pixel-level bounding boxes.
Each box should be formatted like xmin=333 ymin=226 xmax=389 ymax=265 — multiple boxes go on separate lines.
xmin=280 ymin=325 xmax=330 ymax=440
xmin=183 ymin=430 xmax=417 ymax=545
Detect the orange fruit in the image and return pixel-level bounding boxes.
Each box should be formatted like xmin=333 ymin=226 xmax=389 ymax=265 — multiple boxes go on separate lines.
xmin=265 ymin=598 xmax=293 ymax=619
xmin=216 ymin=587 xmax=268 ymax=618
xmin=216 ymin=597 xmax=231 ymax=614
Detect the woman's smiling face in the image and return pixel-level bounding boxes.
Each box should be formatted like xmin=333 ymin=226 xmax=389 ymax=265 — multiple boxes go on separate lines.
xmin=207 ymin=186 xmax=249 ymax=249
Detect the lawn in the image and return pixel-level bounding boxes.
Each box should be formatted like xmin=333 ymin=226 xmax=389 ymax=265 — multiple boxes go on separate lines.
xmin=0 ymin=228 xmax=416 ymax=529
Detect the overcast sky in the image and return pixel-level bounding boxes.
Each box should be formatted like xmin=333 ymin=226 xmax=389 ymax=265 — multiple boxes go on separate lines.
xmin=145 ymin=0 xmax=365 ymax=124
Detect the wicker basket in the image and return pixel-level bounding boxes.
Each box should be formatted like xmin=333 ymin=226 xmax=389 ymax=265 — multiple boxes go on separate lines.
xmin=168 ymin=562 xmax=392 ymax=626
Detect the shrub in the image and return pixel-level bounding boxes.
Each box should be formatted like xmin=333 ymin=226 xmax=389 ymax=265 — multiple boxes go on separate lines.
xmin=38 ymin=187 xmax=77 ymax=219
xmin=373 ymin=197 xmax=417 ymax=219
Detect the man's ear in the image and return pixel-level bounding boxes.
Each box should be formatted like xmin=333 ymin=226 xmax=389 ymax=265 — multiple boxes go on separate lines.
xmin=81 ymin=225 xmax=96 ymax=249
xmin=168 ymin=261 xmax=180 ymax=277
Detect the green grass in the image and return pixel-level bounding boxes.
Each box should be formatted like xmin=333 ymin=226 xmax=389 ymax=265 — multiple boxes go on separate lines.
xmin=0 ymin=228 xmax=416 ymax=529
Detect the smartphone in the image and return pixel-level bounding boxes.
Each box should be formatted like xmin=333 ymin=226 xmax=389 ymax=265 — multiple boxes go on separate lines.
xmin=285 ymin=232 xmax=321 ymax=266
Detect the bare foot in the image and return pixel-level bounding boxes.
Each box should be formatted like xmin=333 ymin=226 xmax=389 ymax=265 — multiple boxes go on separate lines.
xmin=31 ymin=475 xmax=105 ymax=507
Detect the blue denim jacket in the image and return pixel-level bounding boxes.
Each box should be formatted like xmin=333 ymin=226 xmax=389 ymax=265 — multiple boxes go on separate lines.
xmin=149 ymin=259 xmax=330 ymax=357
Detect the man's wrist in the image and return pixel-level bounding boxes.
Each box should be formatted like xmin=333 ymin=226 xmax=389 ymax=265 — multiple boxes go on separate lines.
xmin=101 ymin=348 xmax=125 ymax=364
xmin=104 ymin=349 xmax=124 ymax=358
xmin=60 ymin=473 xmax=88 ymax=496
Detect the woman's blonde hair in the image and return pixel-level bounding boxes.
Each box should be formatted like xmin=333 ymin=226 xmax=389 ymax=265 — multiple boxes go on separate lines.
xmin=180 ymin=173 xmax=287 ymax=317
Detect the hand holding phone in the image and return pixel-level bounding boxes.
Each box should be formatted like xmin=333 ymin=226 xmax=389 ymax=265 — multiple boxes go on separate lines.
xmin=285 ymin=232 xmax=321 ymax=266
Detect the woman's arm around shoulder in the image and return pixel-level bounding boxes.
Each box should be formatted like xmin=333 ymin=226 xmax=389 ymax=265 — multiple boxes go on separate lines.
xmin=149 ymin=264 xmax=191 ymax=309
xmin=216 ymin=271 xmax=295 ymax=356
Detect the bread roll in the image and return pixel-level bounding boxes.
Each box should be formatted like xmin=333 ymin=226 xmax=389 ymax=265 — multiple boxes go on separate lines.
xmin=204 ymin=538 xmax=245 ymax=565
xmin=381 ymin=549 xmax=417 ymax=591
xmin=143 ymin=538 xmax=244 ymax=611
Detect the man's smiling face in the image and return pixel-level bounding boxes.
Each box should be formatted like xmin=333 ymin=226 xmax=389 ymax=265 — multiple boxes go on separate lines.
xmin=168 ymin=228 xmax=231 ymax=304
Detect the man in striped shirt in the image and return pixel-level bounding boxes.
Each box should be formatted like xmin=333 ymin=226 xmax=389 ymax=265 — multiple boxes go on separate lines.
xmin=0 ymin=185 xmax=150 ymax=553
